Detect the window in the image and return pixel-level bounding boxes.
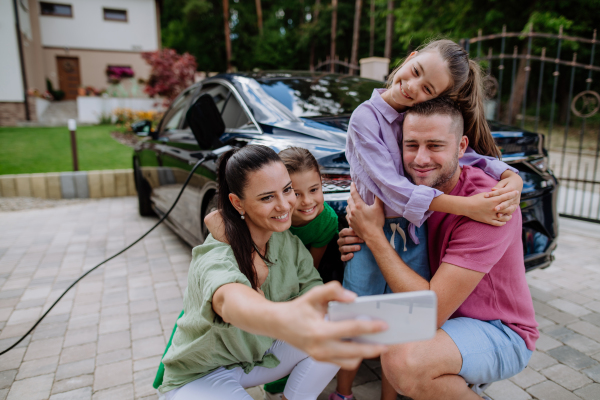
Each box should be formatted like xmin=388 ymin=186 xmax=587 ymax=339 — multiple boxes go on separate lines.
xmin=199 ymin=84 xmax=253 ymax=130
xmin=160 ymin=89 xmax=194 ymax=133
xmin=40 ymin=2 xmax=72 ymax=17
xmin=103 ymin=8 xmax=127 ymax=22
xmin=221 ymin=96 xmax=251 ymax=129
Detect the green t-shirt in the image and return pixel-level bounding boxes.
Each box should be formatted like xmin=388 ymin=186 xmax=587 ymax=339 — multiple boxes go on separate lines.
xmin=157 ymin=231 xmax=323 ymax=393
xmin=289 ymin=202 xmax=339 ymax=248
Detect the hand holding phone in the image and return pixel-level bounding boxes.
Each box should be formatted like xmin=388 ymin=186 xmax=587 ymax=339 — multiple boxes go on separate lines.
xmin=328 ymin=291 xmax=437 ymax=345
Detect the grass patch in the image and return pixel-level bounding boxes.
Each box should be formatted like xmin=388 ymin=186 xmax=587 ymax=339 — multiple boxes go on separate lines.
xmin=0 ymin=125 xmax=133 ymax=175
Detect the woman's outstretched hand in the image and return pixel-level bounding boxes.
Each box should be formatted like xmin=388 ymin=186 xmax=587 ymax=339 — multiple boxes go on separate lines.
xmin=274 ymin=282 xmax=388 ymax=370
xmin=214 ymin=281 xmax=388 ymax=370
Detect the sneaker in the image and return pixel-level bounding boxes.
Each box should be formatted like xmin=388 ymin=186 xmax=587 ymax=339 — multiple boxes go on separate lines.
xmin=264 ymin=392 xmax=283 ymax=400
xmin=328 ymin=392 xmax=354 ymax=400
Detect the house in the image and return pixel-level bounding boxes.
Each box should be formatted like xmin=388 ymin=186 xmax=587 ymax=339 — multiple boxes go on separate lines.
xmin=0 ymin=0 xmax=162 ymax=126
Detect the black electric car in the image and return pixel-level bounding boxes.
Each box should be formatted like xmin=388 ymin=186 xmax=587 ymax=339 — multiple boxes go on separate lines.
xmin=133 ymin=71 xmax=558 ymax=276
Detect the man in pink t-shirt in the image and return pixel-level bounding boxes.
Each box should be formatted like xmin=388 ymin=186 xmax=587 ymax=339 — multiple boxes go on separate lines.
xmin=341 ymin=97 xmax=538 ymax=400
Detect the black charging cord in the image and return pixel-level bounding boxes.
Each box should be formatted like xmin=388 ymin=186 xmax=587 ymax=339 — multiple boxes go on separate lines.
xmin=0 ymin=153 xmax=218 ymax=356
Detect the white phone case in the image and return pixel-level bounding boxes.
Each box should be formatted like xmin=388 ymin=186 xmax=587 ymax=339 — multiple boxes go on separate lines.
xmin=328 ymin=291 xmax=437 ymax=345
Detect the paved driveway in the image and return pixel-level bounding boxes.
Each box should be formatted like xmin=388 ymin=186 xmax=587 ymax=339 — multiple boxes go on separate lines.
xmin=0 ymin=197 xmax=599 ymax=400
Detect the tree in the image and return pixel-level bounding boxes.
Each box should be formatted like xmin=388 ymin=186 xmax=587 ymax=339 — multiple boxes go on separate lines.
xmin=223 ymin=0 xmax=232 ymax=72
xmin=330 ymin=0 xmax=338 ymax=72
xmin=142 ymin=49 xmax=197 ymax=104
xmin=384 ymin=0 xmax=393 ymax=59
xmin=350 ymin=0 xmax=363 ymax=72
xmin=310 ymin=0 xmax=322 ymax=70
xmin=161 ymin=0 xmax=225 ymax=73
xmin=369 ymin=0 xmax=375 ymax=56
xmin=255 ymin=0 xmax=263 ymax=35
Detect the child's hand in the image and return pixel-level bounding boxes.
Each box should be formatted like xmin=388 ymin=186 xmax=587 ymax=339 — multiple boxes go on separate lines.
xmin=485 ymin=171 xmax=523 ymax=217
xmin=204 ymin=210 xmax=229 ymax=243
xmin=465 ymin=192 xmax=515 ymax=226
xmin=345 ymin=183 xmax=385 ymax=240
xmin=337 ymin=227 xmax=364 ymax=262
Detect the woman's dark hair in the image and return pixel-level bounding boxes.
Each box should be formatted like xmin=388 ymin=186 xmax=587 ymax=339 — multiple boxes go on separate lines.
xmin=278 ymin=146 xmax=320 ymax=175
xmin=217 ymin=145 xmax=282 ymax=289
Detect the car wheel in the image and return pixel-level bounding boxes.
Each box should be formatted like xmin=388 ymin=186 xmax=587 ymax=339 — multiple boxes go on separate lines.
xmin=134 ymin=159 xmax=155 ymax=217
xmin=201 ymin=194 xmax=218 ymax=241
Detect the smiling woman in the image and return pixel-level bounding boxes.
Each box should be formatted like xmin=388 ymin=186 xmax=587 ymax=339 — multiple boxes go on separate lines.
xmin=217 ymin=145 xmax=295 ymax=289
xmin=155 ymin=145 xmax=388 ymax=400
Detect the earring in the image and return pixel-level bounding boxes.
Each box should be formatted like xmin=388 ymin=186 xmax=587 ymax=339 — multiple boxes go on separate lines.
xmin=240 ymin=212 xmax=245 ymax=220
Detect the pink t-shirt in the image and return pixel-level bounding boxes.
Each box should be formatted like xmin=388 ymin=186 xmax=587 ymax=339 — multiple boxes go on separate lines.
xmin=428 ymin=166 xmax=539 ymax=350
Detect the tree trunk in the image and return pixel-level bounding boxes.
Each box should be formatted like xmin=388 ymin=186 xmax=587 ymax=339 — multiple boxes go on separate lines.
xmin=350 ymin=0 xmax=362 ymax=74
xmin=506 ymin=46 xmax=528 ymax=125
xmin=369 ymin=0 xmax=375 ymax=57
xmin=330 ymin=0 xmax=338 ymax=73
xmin=255 ymin=0 xmax=263 ymax=35
xmin=384 ymin=0 xmax=393 ymax=59
xmin=309 ymin=0 xmax=321 ymax=71
xmin=223 ymin=0 xmax=232 ymax=72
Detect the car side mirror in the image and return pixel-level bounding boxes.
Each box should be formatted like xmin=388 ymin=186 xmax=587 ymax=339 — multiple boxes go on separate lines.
xmin=186 ymin=94 xmax=225 ymax=149
xmin=131 ymin=120 xmax=153 ymax=136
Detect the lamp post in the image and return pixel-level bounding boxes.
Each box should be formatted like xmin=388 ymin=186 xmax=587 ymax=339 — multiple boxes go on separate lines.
xmin=68 ymin=119 xmax=79 ymax=171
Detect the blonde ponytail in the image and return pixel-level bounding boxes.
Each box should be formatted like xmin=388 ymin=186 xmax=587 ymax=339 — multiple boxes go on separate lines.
xmin=453 ymin=60 xmax=501 ymax=159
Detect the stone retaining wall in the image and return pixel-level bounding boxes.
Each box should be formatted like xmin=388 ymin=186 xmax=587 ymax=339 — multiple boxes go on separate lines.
xmin=0 ymin=169 xmax=136 ymax=199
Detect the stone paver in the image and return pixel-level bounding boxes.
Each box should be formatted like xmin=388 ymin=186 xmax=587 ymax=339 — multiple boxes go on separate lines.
xmin=2 ymin=199 xmax=600 ymax=399
xmin=485 ymin=379 xmax=532 ymax=399
xmin=540 ymin=364 xmax=592 ymax=390
xmin=509 ymin=366 xmax=547 ymax=389
xmin=575 ymin=383 xmax=600 ymax=400
xmin=6 ymin=373 xmax=54 ymax=400
xmin=527 ymin=380 xmax=582 ymax=400
xmin=48 ymin=386 xmax=92 ymax=400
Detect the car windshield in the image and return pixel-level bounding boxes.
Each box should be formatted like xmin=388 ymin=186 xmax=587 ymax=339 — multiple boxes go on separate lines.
xmin=259 ymin=76 xmax=383 ymax=118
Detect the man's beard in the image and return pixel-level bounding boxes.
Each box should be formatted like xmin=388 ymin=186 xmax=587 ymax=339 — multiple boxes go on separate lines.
xmin=406 ymin=150 xmax=460 ymax=190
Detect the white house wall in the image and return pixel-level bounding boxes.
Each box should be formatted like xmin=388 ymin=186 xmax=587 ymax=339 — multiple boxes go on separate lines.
xmin=0 ymin=0 xmax=25 ymax=102
xmin=39 ymin=0 xmax=159 ymax=52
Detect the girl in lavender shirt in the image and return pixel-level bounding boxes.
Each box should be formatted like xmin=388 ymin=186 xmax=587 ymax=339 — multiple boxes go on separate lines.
xmin=332 ymin=39 xmax=523 ymax=400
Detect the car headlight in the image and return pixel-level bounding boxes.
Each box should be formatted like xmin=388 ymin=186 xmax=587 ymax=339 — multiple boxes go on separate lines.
xmin=530 ymin=157 xmax=548 ymax=172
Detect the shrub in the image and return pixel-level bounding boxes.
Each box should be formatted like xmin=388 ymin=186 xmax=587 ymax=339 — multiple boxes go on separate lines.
xmin=46 ymin=79 xmax=65 ymax=101
xmin=113 ymin=108 xmax=163 ymax=131
xmin=141 ymin=49 xmax=197 ymax=106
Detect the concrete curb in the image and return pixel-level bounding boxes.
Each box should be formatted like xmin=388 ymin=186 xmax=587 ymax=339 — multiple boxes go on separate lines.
xmin=0 ymin=170 xmax=137 ymax=199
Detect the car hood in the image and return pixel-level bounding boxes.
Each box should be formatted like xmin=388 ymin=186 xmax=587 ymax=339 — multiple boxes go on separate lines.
xmin=247 ymin=135 xmax=348 ymax=170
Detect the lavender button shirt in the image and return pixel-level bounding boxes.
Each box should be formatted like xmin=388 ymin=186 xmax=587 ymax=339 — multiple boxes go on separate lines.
xmin=346 ymin=89 xmax=517 ymax=243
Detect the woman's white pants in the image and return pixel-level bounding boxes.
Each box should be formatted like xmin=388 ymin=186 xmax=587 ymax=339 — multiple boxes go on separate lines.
xmin=161 ymin=340 xmax=340 ymax=400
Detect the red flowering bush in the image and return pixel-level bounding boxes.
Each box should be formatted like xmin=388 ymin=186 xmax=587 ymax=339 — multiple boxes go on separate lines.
xmin=142 ymin=49 xmax=197 ymax=105
xmin=106 ymin=66 xmax=135 ymax=83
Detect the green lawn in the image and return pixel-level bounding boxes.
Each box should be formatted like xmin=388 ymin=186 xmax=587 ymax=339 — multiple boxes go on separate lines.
xmin=0 ymin=125 xmax=133 ymax=175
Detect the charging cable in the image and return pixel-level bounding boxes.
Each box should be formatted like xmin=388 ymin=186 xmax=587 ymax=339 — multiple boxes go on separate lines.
xmin=0 ymin=152 xmax=219 ymax=356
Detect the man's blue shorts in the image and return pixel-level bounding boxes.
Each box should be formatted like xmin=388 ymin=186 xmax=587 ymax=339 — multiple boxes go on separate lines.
xmin=343 ymin=217 xmax=430 ymax=296
xmin=441 ymin=317 xmax=533 ymax=384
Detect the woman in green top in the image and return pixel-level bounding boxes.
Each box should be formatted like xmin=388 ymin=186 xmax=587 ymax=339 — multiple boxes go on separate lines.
xmin=265 ymin=146 xmax=340 ymax=398
xmin=157 ymin=145 xmax=387 ymax=400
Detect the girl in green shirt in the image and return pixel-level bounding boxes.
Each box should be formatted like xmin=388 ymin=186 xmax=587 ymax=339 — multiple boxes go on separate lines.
xmin=264 ymin=147 xmax=340 ymax=398
xmin=280 ymin=147 xmax=339 ymax=268
xmin=156 ymin=145 xmax=387 ymax=400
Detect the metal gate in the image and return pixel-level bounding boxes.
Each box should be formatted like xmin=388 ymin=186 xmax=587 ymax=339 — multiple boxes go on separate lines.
xmin=465 ymin=26 xmax=600 ymax=223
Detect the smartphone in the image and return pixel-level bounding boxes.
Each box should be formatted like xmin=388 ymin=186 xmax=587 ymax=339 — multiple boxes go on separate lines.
xmin=328 ymin=291 xmax=437 ymax=345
